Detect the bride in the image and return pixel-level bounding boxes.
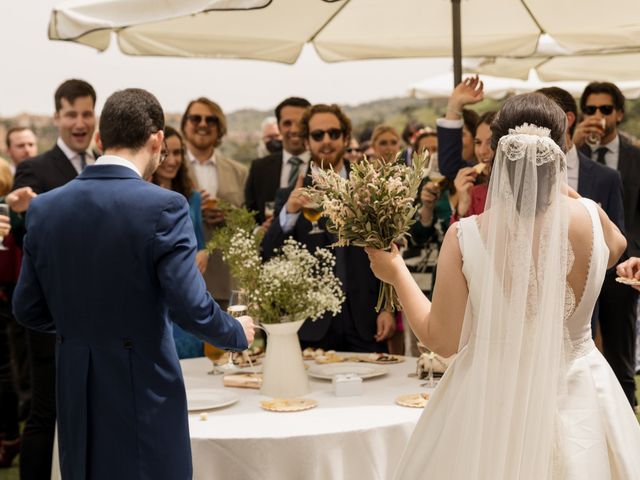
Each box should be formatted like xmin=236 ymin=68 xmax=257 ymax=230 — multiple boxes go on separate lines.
xmin=367 ymin=92 xmax=640 ymax=479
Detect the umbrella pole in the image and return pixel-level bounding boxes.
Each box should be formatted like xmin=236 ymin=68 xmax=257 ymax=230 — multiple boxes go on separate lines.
xmin=451 ymin=0 xmax=462 ymax=86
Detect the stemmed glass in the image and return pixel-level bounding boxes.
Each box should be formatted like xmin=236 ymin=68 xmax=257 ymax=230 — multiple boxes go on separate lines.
xmin=264 ymin=201 xmax=275 ymax=220
xmin=417 ymin=342 xmax=436 ymax=388
xmin=0 ymin=204 xmax=9 ymax=251
xmin=302 ymin=202 xmax=324 ymax=234
xmin=221 ymin=290 xmax=249 ymax=372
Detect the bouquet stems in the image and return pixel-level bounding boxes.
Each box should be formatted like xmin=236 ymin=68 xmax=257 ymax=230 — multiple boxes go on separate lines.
xmin=376 ymin=281 xmax=400 ymax=313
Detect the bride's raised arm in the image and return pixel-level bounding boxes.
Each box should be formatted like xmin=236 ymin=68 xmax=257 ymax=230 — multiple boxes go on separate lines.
xmin=366 ymin=223 xmax=468 ymax=357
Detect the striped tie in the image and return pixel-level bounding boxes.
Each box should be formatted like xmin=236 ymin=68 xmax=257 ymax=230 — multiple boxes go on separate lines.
xmin=79 ymin=152 xmax=87 ymax=171
xmin=287 ymin=156 xmax=302 ymax=187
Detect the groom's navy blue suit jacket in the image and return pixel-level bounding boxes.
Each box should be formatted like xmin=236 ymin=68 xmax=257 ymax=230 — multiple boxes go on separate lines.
xmin=13 ymin=164 xmax=247 ymax=480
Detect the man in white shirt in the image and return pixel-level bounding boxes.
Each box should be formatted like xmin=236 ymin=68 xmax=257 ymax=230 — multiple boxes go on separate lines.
xmin=180 ymin=97 xmax=248 ymax=308
xmin=245 ymin=97 xmax=311 ymax=228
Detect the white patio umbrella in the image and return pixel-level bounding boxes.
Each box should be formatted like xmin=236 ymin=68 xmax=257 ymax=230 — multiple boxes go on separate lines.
xmin=49 ymin=0 xmax=640 ymax=84
xmin=410 ymin=70 xmax=640 ymax=100
xmin=472 ymin=50 xmax=640 ymax=83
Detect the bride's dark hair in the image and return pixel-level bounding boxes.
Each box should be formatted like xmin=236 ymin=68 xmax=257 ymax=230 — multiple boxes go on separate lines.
xmin=490 ymin=93 xmax=567 ymax=214
xmin=490 ymin=93 xmax=567 ymax=151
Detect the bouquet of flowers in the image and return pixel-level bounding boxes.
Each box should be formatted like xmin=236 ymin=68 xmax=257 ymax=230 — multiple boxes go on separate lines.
xmin=207 ymin=206 xmax=344 ymax=324
xmin=305 ymin=152 xmax=426 ymax=312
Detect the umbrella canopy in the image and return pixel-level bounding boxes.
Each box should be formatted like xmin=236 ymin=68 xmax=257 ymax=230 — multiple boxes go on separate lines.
xmin=473 ymin=50 xmax=640 ymax=83
xmin=410 ymin=70 xmax=640 ymax=100
xmin=49 ymin=0 xmax=640 ymax=84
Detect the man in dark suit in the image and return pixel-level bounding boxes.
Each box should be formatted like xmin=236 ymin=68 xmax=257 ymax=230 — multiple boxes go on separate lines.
xmin=8 ymin=79 xmax=98 ymax=479
xmin=262 ymin=104 xmax=395 ymax=352
xmin=244 ymin=97 xmax=311 ymax=227
xmin=574 ymin=82 xmax=640 ymax=407
xmin=13 ymin=88 xmax=254 ymax=479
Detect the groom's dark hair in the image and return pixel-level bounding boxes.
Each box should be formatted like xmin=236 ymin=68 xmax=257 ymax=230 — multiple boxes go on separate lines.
xmin=100 ymin=88 xmax=164 ymax=151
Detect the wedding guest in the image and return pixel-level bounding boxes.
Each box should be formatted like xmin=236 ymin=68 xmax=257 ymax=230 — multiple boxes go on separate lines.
xmin=371 ymin=124 xmax=402 ymax=163
xmin=399 ymin=120 xmax=425 ymax=165
xmin=450 ymin=111 xmax=496 ymax=221
xmin=13 ymin=88 xmax=255 ymax=479
xmin=256 ymin=116 xmax=282 ymax=158
xmin=344 ymin=137 xmax=363 ymax=164
xmin=181 ymin=97 xmax=248 ymax=309
xmin=412 ymin=127 xmax=438 ymax=157
xmin=573 ymin=82 xmax=640 ymax=407
xmin=0 ymin=161 xmax=20 ymax=468
xmin=9 ymin=79 xmax=98 ymax=480
xmin=5 ymin=127 xmax=38 ymax=173
xmin=152 ymin=126 xmax=207 ymax=359
xmin=245 ymin=97 xmax=311 ymax=227
xmin=262 ymin=104 xmax=394 ymax=352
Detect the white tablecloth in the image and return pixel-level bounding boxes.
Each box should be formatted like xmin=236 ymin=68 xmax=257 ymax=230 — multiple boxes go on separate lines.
xmin=183 ymin=356 xmax=427 ymax=480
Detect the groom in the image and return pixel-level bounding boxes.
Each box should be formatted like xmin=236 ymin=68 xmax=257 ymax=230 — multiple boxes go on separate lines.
xmin=13 ymin=88 xmax=254 ymax=479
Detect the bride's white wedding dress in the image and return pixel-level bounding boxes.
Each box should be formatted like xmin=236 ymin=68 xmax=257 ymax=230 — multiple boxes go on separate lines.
xmin=395 ymin=198 xmax=640 ymax=479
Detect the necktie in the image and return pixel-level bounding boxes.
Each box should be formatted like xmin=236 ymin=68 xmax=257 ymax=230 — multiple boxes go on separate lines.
xmin=595 ymin=147 xmax=608 ymax=165
xmin=79 ymin=152 xmax=87 ymax=171
xmin=287 ymin=156 xmax=302 ymax=187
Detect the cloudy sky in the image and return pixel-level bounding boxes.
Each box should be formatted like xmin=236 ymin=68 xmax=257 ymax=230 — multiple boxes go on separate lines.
xmin=0 ymin=1 xmax=455 ymax=117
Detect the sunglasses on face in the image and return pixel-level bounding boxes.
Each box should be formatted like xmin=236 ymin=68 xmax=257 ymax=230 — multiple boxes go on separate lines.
xmin=186 ymin=114 xmax=218 ymax=126
xmin=583 ymin=105 xmax=615 ymax=115
xmin=377 ymin=139 xmax=399 ymax=147
xmin=309 ymin=128 xmax=343 ymax=142
xmin=345 ymin=147 xmax=362 ymax=154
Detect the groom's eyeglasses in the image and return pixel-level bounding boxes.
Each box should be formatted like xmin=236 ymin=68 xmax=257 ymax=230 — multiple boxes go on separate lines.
xmin=186 ymin=114 xmax=219 ymax=127
xmin=583 ymin=105 xmax=615 ymax=115
xmin=309 ymin=128 xmax=344 ymax=142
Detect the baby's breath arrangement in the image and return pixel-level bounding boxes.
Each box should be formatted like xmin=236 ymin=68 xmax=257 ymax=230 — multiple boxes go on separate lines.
xmin=305 ymin=152 xmax=426 ymax=312
xmin=207 ymin=206 xmax=344 ymax=324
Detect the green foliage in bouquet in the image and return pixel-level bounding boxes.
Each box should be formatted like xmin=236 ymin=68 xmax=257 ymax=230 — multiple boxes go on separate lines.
xmin=305 ymin=151 xmax=426 ymax=312
xmin=207 ymin=205 xmax=344 ymax=324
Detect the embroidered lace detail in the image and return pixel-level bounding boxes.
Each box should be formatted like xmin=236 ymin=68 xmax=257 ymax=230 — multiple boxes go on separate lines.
xmin=498 ymin=123 xmax=566 ymax=169
xmin=567 ymin=335 xmax=594 ymax=362
xmin=564 ymin=244 xmax=576 ymax=321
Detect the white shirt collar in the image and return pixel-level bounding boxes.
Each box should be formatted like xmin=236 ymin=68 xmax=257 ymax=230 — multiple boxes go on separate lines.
xmin=566 ymin=144 xmax=579 ymax=170
xmin=187 ymin=147 xmax=216 ymax=166
xmin=282 ymin=149 xmax=310 ymax=165
xmin=94 ymin=154 xmax=141 ymax=177
xmin=56 ymin=137 xmax=94 ymax=162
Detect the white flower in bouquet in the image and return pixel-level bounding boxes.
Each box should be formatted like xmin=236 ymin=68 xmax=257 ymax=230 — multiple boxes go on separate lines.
xmin=305 ymin=152 xmax=426 ymax=312
xmin=207 ymin=207 xmax=344 ymax=325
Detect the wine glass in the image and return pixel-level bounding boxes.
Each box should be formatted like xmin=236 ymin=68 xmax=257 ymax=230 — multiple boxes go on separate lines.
xmin=302 ymin=202 xmax=323 ymax=234
xmin=0 ymin=204 xmax=9 ymax=251
xmin=222 ymin=290 xmax=249 ymax=372
xmin=204 ymin=343 xmax=226 ymax=375
xmin=264 ymin=201 xmax=275 ymax=220
xmin=426 ymin=153 xmax=446 ymax=186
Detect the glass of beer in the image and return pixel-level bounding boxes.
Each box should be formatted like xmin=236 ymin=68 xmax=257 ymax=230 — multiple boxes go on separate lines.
xmin=204 ymin=343 xmax=226 ymax=375
xmin=302 ymin=202 xmax=323 ymax=234
xmin=264 ymin=201 xmax=275 ymax=220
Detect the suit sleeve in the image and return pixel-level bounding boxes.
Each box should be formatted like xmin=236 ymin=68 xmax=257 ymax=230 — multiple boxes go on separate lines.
xmin=13 ymin=209 xmax=55 ymax=333
xmin=437 ymin=124 xmax=467 ymax=180
xmin=605 ymin=169 xmax=626 ymax=234
xmin=13 ymin=160 xmax=42 ymax=193
xmin=154 ymin=196 xmax=247 ymax=351
xmin=261 ymin=211 xmax=288 ymax=261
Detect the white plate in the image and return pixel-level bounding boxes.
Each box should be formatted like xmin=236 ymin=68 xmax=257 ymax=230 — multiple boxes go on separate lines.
xmin=307 ymin=362 xmax=389 ymax=380
xmin=187 ymin=388 xmax=239 ymax=411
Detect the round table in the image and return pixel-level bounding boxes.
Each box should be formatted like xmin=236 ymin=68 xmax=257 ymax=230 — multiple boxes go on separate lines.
xmin=182 ymin=356 xmax=430 ymax=480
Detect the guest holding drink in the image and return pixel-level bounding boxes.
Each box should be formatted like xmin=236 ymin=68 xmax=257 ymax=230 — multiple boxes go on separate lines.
xmin=263 ymin=104 xmax=394 ymax=352
xmin=152 ymin=126 xmax=208 ymax=359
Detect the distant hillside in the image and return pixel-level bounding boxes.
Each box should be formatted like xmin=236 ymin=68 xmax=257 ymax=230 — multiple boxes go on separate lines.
xmin=4 ymin=95 xmax=640 ymax=165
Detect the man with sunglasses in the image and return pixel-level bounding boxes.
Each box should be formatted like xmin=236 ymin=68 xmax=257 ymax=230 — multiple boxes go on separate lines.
xmin=262 ymin=104 xmax=395 ymax=353
xmin=574 ymin=82 xmax=640 ymax=409
xmin=245 ymin=97 xmax=311 ymax=229
xmin=181 ymin=97 xmax=247 ymax=309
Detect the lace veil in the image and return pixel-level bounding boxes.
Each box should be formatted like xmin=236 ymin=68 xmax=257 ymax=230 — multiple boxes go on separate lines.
xmin=453 ymin=122 xmax=570 ymax=478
